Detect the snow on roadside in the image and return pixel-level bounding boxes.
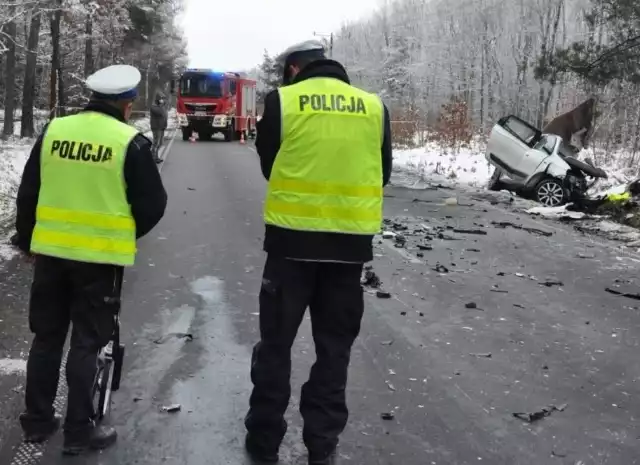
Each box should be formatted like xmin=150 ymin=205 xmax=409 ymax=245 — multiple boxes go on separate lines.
xmin=393 ymin=139 xmax=493 ymax=188
xmin=0 ymin=137 xmax=33 ymax=260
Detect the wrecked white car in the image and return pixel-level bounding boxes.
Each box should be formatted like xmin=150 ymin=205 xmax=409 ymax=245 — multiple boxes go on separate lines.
xmin=486 ymin=115 xmax=608 ymax=207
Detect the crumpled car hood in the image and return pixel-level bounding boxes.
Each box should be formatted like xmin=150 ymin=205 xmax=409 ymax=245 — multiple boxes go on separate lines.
xmin=563 ymin=156 xmax=608 ymax=178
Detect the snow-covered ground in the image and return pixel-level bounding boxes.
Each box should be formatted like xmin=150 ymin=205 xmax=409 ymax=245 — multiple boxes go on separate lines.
xmin=394 ymin=139 xmax=494 ymax=188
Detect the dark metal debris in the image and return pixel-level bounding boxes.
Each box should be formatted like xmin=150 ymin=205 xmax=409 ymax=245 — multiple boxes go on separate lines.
xmin=453 ymin=228 xmax=487 ymax=235
xmin=465 ymin=302 xmax=477 ymax=309
xmin=470 ymin=353 xmax=492 ymax=358
xmin=434 ymin=264 xmax=449 ymax=273
xmin=381 ymin=412 xmax=395 ymax=420
xmin=512 ymin=403 xmax=567 ymax=423
xmin=154 ymin=333 xmax=194 ymax=344
xmin=362 ymin=269 xmax=381 ymax=288
xmin=376 ymin=291 xmax=392 ymax=299
xmin=417 ymin=244 xmax=433 ymax=251
xmin=491 ymin=221 xmax=553 ymax=237
xmin=161 ymin=404 xmax=182 ymax=413
xmin=605 ymin=279 xmax=640 ymax=300
xmin=539 ymin=280 xmax=564 ymax=287
xmin=513 ymin=303 xmax=525 ymax=309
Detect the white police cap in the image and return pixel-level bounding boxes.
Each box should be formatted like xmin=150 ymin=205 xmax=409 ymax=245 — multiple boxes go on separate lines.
xmin=276 ymin=39 xmax=326 ymax=65
xmin=86 ymin=65 xmax=141 ymax=100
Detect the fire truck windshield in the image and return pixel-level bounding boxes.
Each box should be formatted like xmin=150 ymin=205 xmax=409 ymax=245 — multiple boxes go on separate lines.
xmin=179 ymin=73 xmax=222 ymax=98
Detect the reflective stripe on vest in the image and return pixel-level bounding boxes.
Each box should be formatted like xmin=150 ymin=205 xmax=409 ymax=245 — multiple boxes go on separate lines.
xmin=31 ymin=111 xmax=139 ymax=266
xmin=264 ymin=78 xmax=384 ymax=235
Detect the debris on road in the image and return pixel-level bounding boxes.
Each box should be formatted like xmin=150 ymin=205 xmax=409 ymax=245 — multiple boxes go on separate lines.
xmin=434 ymin=264 xmax=449 ymax=273
xmin=605 ymin=279 xmax=640 ymax=300
xmin=380 ymin=339 xmax=394 ymax=346
xmin=577 ymin=252 xmax=596 ymax=259
xmin=539 ymin=279 xmax=564 ymax=287
xmin=513 ymin=303 xmax=525 ymax=309
xmin=386 ymin=381 xmax=396 ymax=391
xmin=417 ymin=244 xmax=433 ymax=251
xmin=512 ymin=403 xmax=567 ymax=423
xmin=394 ymin=235 xmax=407 ymax=248
xmin=376 ymin=291 xmax=392 ymax=299
xmin=491 ymin=287 xmax=508 ymax=293
xmin=161 ymin=404 xmax=182 ymax=413
xmin=453 ymin=228 xmax=488 ymax=235
xmin=491 ymin=221 xmax=553 ymax=237
xmin=154 ymin=333 xmax=194 ymax=344
xmin=362 ymin=268 xmax=382 ymax=288
xmin=380 ymin=412 xmax=395 ymax=420
xmin=382 ymin=231 xmax=396 ymax=239
xmin=465 ymin=302 xmax=478 ymax=309
xmin=470 ymin=353 xmax=492 ymax=358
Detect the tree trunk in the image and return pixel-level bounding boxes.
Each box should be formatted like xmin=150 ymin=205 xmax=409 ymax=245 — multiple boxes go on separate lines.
xmin=84 ymin=13 xmax=94 ymax=77
xmin=2 ymin=0 xmax=18 ymax=139
xmin=21 ymin=9 xmax=43 ymax=138
xmin=49 ymin=4 xmax=62 ymax=118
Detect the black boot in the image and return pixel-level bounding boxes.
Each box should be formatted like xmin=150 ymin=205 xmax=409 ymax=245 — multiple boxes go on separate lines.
xmin=20 ymin=412 xmax=62 ymax=443
xmin=308 ymin=449 xmax=337 ymax=465
xmin=62 ymin=425 xmax=117 ymax=456
xmin=245 ymin=434 xmax=279 ymax=464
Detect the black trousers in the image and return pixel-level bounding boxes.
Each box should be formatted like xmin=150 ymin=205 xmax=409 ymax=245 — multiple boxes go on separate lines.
xmin=23 ymin=256 xmax=123 ymax=434
xmin=245 ymin=256 xmax=365 ymax=456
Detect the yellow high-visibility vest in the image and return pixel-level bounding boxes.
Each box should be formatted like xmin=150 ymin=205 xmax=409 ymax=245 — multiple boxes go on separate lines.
xmin=264 ymin=77 xmax=384 ymax=235
xmin=31 ymin=111 xmax=138 ymax=266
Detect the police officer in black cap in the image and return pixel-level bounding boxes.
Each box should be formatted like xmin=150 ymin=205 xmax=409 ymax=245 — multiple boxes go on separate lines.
xmin=244 ymin=40 xmax=392 ymax=465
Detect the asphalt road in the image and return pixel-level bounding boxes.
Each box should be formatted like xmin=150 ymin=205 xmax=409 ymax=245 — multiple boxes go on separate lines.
xmin=0 ymin=135 xmax=639 ymax=465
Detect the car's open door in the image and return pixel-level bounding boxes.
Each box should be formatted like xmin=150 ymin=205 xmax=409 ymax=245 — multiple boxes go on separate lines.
xmin=487 ymin=115 xmax=542 ymax=180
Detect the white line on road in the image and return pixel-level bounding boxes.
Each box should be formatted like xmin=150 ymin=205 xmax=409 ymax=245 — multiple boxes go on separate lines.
xmin=158 ymin=128 xmax=177 ymax=174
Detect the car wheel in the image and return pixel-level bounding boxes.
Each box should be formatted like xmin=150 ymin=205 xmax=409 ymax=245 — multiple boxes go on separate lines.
xmin=535 ymin=178 xmax=567 ymax=207
xmin=488 ymin=168 xmax=504 ymax=191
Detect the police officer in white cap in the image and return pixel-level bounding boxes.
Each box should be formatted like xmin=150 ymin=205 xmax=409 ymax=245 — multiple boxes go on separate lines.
xmin=244 ymin=40 xmax=392 ymax=465
xmin=15 ymin=64 xmax=167 ymax=455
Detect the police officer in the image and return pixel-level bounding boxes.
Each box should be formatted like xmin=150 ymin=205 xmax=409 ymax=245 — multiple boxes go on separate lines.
xmin=15 ymin=65 xmax=167 ymax=455
xmin=245 ymin=41 xmax=392 ymax=465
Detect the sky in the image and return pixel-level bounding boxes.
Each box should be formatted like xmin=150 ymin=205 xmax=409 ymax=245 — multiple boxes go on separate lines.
xmin=182 ymin=0 xmax=380 ymax=71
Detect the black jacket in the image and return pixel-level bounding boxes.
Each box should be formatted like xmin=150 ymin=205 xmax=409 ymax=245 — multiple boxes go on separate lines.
xmin=256 ymin=59 xmax=393 ymax=263
xmin=15 ymin=101 xmax=168 ymax=253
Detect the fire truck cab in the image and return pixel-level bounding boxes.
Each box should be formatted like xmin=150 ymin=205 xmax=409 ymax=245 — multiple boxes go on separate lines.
xmin=173 ymin=69 xmax=257 ymax=142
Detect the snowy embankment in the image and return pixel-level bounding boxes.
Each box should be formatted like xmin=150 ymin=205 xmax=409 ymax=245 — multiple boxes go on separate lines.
xmin=393 ymin=139 xmax=640 ymax=246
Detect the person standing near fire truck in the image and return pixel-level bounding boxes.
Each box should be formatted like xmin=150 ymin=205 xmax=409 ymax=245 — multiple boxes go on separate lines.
xmin=244 ymin=40 xmax=393 ymax=465
xmin=15 ymin=64 xmax=167 ymax=455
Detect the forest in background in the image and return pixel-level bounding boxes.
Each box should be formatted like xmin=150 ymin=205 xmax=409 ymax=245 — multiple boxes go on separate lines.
xmin=257 ymin=0 xmax=640 ymax=166
xmin=0 ymin=0 xmax=188 ymax=139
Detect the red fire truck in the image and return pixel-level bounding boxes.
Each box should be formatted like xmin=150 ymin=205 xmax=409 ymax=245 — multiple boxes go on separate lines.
xmin=173 ymin=69 xmax=257 ymax=142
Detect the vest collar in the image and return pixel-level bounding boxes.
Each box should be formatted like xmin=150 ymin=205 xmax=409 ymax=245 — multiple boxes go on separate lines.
xmin=83 ymin=101 xmax=126 ymax=123
xmin=292 ymin=60 xmax=351 ymax=86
